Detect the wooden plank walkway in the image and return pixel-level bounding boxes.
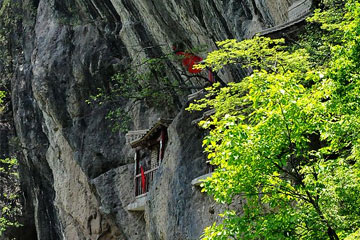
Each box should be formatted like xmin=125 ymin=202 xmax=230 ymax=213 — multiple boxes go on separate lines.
xmin=252 ymin=0 xmax=312 ymax=38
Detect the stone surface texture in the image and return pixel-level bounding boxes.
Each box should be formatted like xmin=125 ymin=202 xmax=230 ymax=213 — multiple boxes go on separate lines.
xmin=5 ymin=0 xmax=312 ymax=239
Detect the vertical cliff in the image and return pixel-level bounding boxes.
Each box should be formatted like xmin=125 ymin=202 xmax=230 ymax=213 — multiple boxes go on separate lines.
xmin=5 ymin=0 xmax=312 ymax=239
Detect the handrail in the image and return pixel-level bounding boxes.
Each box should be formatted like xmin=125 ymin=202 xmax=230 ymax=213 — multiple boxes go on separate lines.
xmin=134 ymin=166 xmax=159 ymax=178
xmin=254 ymin=11 xmax=311 ymax=37
xmin=126 ymin=129 xmax=149 ymax=144
xmin=134 ymin=166 xmax=160 ymax=196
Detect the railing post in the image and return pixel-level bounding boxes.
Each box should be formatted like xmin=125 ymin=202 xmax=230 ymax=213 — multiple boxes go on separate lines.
xmin=134 ymin=167 xmax=159 ymax=197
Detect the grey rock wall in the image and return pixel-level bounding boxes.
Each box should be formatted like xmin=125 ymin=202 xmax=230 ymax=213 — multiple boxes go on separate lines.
xmin=9 ymin=0 xmax=312 ymax=239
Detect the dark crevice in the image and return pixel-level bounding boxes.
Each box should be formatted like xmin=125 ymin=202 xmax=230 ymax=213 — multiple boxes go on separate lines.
xmin=241 ymin=1 xmax=252 ymax=20
xmin=53 ymin=0 xmax=121 ymax=27
xmin=192 ymin=0 xmax=207 ymax=30
xmin=102 ymin=0 xmax=121 ymax=22
xmin=251 ymin=0 xmax=274 ymax=27
xmin=149 ymin=0 xmax=168 ymax=30
xmin=251 ymin=0 xmax=260 ymax=16
xmin=84 ymin=0 xmax=121 ymax=23
xmin=208 ymin=0 xmax=234 ymax=39
xmin=120 ymin=0 xmax=161 ymax=56
xmin=149 ymin=0 xmax=192 ymax=49
xmin=82 ymin=0 xmax=100 ymax=20
xmin=32 ymin=0 xmax=40 ymax=9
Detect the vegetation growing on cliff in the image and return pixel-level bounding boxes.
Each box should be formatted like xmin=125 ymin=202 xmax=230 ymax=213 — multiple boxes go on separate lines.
xmin=88 ymin=46 xmax=209 ymax=132
xmin=188 ymin=0 xmax=360 ymax=239
xmin=0 ymin=0 xmax=20 ymax=90
xmin=0 ymin=157 xmax=21 ymax=235
xmin=0 ymin=0 xmax=21 ymax=236
xmin=0 ymin=92 xmax=21 ymax=236
xmin=87 ymin=55 xmax=187 ymax=132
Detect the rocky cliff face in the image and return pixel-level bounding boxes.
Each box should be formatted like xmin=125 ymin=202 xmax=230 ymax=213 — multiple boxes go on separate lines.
xmin=7 ymin=0 xmax=311 ymax=239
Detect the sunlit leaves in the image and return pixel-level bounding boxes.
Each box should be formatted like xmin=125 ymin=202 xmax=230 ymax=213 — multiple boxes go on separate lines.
xmin=0 ymin=158 xmax=20 ymax=236
xmin=189 ymin=0 xmax=360 ymax=239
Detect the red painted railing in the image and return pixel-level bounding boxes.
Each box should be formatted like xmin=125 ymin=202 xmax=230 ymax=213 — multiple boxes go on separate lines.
xmin=134 ymin=167 xmax=159 ymax=197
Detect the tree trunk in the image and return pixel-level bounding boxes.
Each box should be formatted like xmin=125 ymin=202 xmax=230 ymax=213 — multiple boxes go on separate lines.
xmin=327 ymin=226 xmax=339 ymax=240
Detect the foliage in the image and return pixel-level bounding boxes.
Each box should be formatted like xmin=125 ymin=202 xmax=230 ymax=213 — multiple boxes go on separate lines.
xmin=88 ymin=50 xmax=207 ymax=132
xmin=0 ymin=0 xmax=20 ymax=90
xmin=87 ymin=56 xmax=182 ymax=132
xmin=0 ymin=1 xmax=21 ymax=234
xmin=109 ymin=57 xmax=185 ymax=107
xmin=188 ymin=0 xmax=360 ymax=239
xmin=0 ymin=95 xmax=21 ymax=237
xmin=0 ymin=157 xmax=21 ymax=236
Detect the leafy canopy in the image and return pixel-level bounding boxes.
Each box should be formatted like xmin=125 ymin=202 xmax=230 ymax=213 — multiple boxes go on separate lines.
xmin=188 ymin=0 xmax=360 ymax=239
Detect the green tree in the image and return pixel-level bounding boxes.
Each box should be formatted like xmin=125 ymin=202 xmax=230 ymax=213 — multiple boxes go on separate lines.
xmin=188 ymin=0 xmax=360 ymax=239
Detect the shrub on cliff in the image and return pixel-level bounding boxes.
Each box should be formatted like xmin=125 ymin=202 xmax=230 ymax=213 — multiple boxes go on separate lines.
xmin=188 ymin=0 xmax=360 ymax=239
xmin=0 ymin=157 xmax=21 ymax=236
xmin=0 ymin=0 xmax=21 ymax=233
